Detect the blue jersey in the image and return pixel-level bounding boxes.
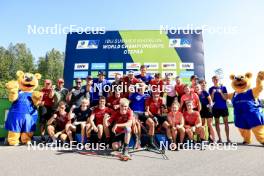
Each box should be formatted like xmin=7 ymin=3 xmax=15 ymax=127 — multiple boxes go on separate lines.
xmin=232 ymin=89 xmax=264 ymax=129
xmin=93 ymin=79 xmax=110 ymax=100
xmin=81 ymin=85 xmax=94 ymax=103
xmin=209 ymin=86 xmax=228 ymax=109
xmin=199 ymin=90 xmax=210 ymax=106
xmin=5 ymin=91 xmax=38 ymax=132
xmin=135 ymin=74 xmax=153 ymax=85
xmin=129 ymin=92 xmax=150 ymax=112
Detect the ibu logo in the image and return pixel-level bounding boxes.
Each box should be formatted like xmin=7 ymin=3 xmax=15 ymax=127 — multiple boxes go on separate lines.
xmin=180 ymin=63 xmax=194 ymax=69
xmin=74 ymin=63 xmax=89 ymax=70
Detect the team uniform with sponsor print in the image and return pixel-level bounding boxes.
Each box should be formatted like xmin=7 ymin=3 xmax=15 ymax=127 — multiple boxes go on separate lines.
xmin=145 ymin=97 xmax=166 ymax=125
xmin=108 ymin=108 xmax=134 ymax=142
xmin=129 ymin=92 xmax=150 ymax=122
xmin=135 ymin=74 xmax=153 ymax=85
xmin=209 ymin=86 xmax=229 ymax=118
xmin=175 ymin=84 xmax=185 ymax=101
xmin=180 ymin=92 xmax=200 ymax=112
xmin=107 ymin=95 xmax=122 ymax=109
xmin=167 ymin=111 xmax=183 ymax=127
xmin=199 ymin=90 xmax=213 ymax=118
xmin=183 ymin=111 xmax=199 ymax=127
xmin=92 ymin=107 xmax=114 ymax=126
xmin=51 ymin=111 xmax=70 ymax=132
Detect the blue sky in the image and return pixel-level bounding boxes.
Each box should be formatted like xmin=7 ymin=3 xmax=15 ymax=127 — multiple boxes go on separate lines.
xmin=0 ymin=0 xmax=264 ymax=94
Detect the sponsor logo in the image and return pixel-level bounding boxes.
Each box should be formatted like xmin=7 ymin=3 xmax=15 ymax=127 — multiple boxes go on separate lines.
xmin=109 ymin=63 xmax=123 ymax=69
xmin=169 ymin=38 xmax=192 ymax=48
xmin=73 ymin=71 xmax=88 ymax=78
xmin=144 ymin=63 xmax=159 ymax=69
xmin=126 ymin=63 xmax=141 ymax=69
xmin=74 ymin=63 xmax=89 ymax=70
xmin=148 ymin=71 xmax=159 ymax=77
xmin=108 ymin=71 xmax=123 ymax=78
xmin=162 ymin=63 xmax=177 ymax=69
xmin=162 ymin=71 xmax=177 ymax=78
xmin=180 ymin=71 xmax=195 ymax=78
xmin=125 ymin=71 xmax=140 ymax=75
xmin=91 ymin=71 xmax=98 ymax=77
xmin=76 ymin=40 xmax=99 ymax=49
xmin=91 ymin=63 xmax=106 ymax=70
xmin=180 ymin=63 xmax=194 ymax=69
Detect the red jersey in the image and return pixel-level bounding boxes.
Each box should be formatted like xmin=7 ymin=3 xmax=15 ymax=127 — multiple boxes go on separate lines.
xmin=107 ymin=96 xmax=121 ymax=109
xmin=183 ymin=111 xmax=199 ymax=126
xmin=41 ymin=88 xmax=53 ymax=107
xmin=167 ymin=111 xmax=183 ymax=126
xmin=145 ymin=97 xmax=164 ymax=116
xmin=149 ymin=79 xmax=164 ymax=92
xmin=180 ymin=92 xmax=200 ymax=109
xmin=175 ymin=84 xmax=185 ymax=97
xmin=122 ymin=76 xmax=141 ymax=98
xmin=108 ymin=108 xmax=134 ymax=133
xmin=54 ymin=111 xmax=69 ymax=130
xmin=92 ymin=107 xmax=113 ymax=125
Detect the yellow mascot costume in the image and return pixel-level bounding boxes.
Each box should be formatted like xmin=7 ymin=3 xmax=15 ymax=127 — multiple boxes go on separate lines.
xmin=229 ymin=71 xmax=264 ymax=145
xmin=5 ymin=71 xmax=42 ymax=146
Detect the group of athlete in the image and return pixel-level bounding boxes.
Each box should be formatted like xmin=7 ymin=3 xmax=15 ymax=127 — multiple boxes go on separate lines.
xmin=39 ymin=65 xmax=231 ymax=158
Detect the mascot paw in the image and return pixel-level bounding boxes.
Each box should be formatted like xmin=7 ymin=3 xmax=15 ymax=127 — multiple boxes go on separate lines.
xmin=5 ymin=81 xmax=19 ymax=102
xmin=257 ymin=71 xmax=264 ymax=81
xmin=5 ymin=80 xmax=19 ymax=90
xmin=32 ymin=91 xmax=43 ymax=106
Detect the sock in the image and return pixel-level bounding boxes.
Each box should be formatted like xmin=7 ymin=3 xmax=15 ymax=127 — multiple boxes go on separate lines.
xmin=122 ymin=143 xmax=128 ymax=154
xmin=149 ymin=135 xmax=154 ymax=144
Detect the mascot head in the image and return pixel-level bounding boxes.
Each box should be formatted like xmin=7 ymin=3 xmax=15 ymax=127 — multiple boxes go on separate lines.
xmin=229 ymin=72 xmax=252 ymax=93
xmin=16 ymin=70 xmax=41 ymax=92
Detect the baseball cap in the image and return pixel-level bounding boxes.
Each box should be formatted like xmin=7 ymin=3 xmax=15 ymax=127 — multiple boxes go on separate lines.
xmin=128 ymin=70 xmax=134 ymax=74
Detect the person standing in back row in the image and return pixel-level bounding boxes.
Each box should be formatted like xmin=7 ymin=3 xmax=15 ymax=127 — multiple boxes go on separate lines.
xmin=135 ymin=65 xmax=153 ymax=85
xmin=209 ymin=75 xmax=231 ymax=143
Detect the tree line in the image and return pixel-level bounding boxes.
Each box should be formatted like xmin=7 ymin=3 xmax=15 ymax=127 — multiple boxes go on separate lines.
xmin=0 ymin=43 xmax=64 ymax=97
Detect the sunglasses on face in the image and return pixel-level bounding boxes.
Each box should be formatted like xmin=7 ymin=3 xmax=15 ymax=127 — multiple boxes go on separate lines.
xmin=76 ymin=81 xmax=82 ymax=84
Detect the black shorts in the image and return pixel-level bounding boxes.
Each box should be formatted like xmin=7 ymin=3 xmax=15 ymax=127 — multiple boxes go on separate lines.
xmin=75 ymin=124 xmax=82 ymax=133
xmin=134 ymin=112 xmax=149 ymax=123
xmin=200 ymin=106 xmax=213 ymax=118
xmin=39 ymin=106 xmax=54 ymax=124
xmin=49 ymin=124 xmax=64 ymax=133
xmin=212 ymin=108 xmax=229 ymax=118
xmin=112 ymin=133 xmax=125 ymax=143
xmin=154 ymin=115 xmax=167 ymax=125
